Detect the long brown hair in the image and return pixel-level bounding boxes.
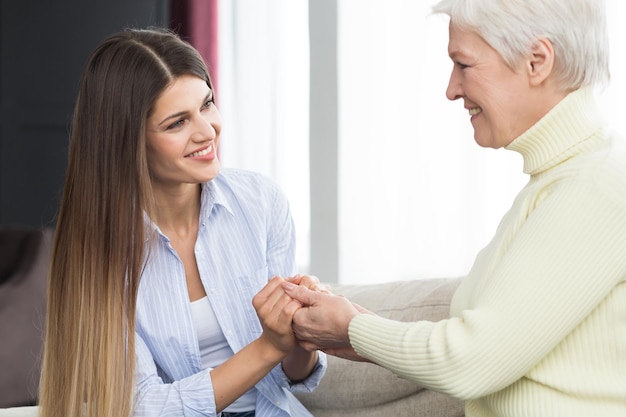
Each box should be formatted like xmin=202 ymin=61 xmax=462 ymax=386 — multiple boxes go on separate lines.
xmin=39 ymin=28 xmax=212 ymax=417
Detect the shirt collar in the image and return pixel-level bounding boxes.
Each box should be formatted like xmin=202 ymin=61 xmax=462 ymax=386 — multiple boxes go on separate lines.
xmin=199 ymin=177 xmax=235 ymax=221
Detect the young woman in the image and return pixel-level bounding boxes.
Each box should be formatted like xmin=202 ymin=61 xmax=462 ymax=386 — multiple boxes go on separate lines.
xmin=39 ymin=27 xmax=326 ymax=417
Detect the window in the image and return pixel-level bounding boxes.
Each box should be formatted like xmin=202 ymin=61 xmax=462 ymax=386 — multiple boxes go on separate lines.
xmin=219 ymin=0 xmax=626 ymax=284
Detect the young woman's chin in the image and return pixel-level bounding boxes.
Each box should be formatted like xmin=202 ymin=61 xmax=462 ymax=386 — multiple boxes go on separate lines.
xmin=200 ymin=162 xmax=221 ymax=182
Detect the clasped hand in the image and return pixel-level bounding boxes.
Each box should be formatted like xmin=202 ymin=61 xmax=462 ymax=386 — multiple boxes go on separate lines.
xmin=253 ymin=274 xmax=370 ymax=362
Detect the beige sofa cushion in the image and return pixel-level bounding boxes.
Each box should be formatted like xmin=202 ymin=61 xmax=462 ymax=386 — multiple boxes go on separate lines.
xmin=295 ymin=277 xmax=464 ymax=417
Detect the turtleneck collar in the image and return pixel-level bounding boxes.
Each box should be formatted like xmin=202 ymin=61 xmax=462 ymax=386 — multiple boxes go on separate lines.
xmin=506 ymin=87 xmax=606 ymax=176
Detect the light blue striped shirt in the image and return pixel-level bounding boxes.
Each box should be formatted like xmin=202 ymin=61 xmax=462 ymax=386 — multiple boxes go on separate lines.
xmin=134 ymin=168 xmax=327 ymax=417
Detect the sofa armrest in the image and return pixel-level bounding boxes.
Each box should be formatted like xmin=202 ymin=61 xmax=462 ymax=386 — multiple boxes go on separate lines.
xmin=0 ymin=406 xmax=39 ymax=417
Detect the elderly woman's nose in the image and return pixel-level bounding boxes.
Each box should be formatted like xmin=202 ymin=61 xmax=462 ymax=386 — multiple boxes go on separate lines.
xmin=446 ymin=71 xmax=463 ymax=101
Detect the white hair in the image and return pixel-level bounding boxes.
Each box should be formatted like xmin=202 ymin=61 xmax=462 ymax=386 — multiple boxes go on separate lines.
xmin=432 ymin=0 xmax=610 ymax=91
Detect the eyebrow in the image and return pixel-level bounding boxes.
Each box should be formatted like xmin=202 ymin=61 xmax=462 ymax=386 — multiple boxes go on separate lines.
xmin=157 ymin=91 xmax=213 ymax=127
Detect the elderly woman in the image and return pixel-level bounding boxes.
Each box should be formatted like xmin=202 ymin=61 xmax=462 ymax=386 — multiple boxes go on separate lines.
xmin=275 ymin=0 xmax=626 ymax=416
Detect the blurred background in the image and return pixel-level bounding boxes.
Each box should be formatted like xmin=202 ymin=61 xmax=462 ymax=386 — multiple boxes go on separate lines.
xmin=1 ymin=0 xmax=625 ymax=284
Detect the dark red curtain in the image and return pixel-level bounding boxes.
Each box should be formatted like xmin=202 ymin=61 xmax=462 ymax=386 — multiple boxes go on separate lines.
xmin=170 ymin=0 xmax=219 ymax=98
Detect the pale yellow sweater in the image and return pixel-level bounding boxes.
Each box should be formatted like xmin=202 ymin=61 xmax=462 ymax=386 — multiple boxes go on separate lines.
xmin=349 ymin=87 xmax=626 ymax=416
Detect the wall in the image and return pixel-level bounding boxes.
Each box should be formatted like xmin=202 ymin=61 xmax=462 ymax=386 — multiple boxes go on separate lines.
xmin=0 ymin=0 xmax=169 ymax=228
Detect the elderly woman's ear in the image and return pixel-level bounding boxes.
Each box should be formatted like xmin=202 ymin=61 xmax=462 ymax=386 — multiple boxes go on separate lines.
xmin=527 ymin=38 xmax=555 ymax=87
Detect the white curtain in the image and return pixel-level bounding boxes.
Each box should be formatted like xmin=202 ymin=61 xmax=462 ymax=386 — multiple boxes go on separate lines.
xmin=217 ymin=0 xmax=311 ymax=271
xmin=219 ymin=0 xmax=626 ymax=285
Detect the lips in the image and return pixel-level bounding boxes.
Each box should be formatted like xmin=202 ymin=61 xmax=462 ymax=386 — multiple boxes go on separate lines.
xmin=185 ymin=143 xmax=213 ymax=158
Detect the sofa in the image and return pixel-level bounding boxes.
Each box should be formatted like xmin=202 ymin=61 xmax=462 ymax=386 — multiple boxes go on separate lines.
xmin=0 ymin=227 xmax=465 ymax=417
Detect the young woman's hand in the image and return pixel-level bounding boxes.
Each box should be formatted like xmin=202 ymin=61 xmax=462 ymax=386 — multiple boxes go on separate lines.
xmin=252 ymin=276 xmax=301 ymax=358
xmin=285 ymin=274 xmax=332 ymax=294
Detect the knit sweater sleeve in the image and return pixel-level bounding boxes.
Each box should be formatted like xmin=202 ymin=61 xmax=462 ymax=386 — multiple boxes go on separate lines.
xmin=348 ymin=178 xmax=626 ymax=400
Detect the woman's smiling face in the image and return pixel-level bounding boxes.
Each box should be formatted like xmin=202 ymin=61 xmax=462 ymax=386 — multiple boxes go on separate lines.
xmin=444 ymin=23 xmax=535 ymax=149
xmin=145 ymin=75 xmax=222 ymax=190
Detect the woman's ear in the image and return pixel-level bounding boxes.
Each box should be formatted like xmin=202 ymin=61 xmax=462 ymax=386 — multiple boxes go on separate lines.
xmin=527 ymin=38 xmax=555 ymax=86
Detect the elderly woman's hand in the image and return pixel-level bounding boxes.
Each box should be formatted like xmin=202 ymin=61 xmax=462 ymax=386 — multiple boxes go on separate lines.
xmin=282 ymin=280 xmax=360 ymax=351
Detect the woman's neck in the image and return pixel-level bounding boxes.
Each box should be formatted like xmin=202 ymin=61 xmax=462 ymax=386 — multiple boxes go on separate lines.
xmin=152 ymin=183 xmax=202 ymax=238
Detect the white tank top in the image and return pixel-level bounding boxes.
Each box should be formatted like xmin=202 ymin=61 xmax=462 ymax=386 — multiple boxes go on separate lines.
xmin=190 ymin=296 xmax=257 ymax=412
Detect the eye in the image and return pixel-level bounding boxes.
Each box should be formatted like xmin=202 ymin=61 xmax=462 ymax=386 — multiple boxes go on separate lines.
xmin=166 ymin=119 xmax=186 ymax=130
xmin=202 ymin=90 xmax=215 ymax=110
xmin=201 ymin=99 xmax=214 ymax=110
xmin=454 ymin=61 xmax=469 ymax=70
xmin=202 ymin=91 xmax=215 ymax=110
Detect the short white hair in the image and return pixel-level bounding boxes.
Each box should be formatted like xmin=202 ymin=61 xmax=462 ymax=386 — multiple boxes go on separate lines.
xmin=432 ymin=0 xmax=610 ymax=91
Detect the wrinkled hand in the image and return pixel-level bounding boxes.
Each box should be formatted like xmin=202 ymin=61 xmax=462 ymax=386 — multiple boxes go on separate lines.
xmin=282 ymin=281 xmax=360 ymax=351
xmin=320 ymin=302 xmax=372 ymax=362
xmin=252 ymin=276 xmax=301 ymax=355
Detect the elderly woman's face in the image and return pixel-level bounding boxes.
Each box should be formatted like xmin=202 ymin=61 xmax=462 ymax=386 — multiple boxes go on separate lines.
xmin=445 ymin=23 xmax=535 ymax=149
